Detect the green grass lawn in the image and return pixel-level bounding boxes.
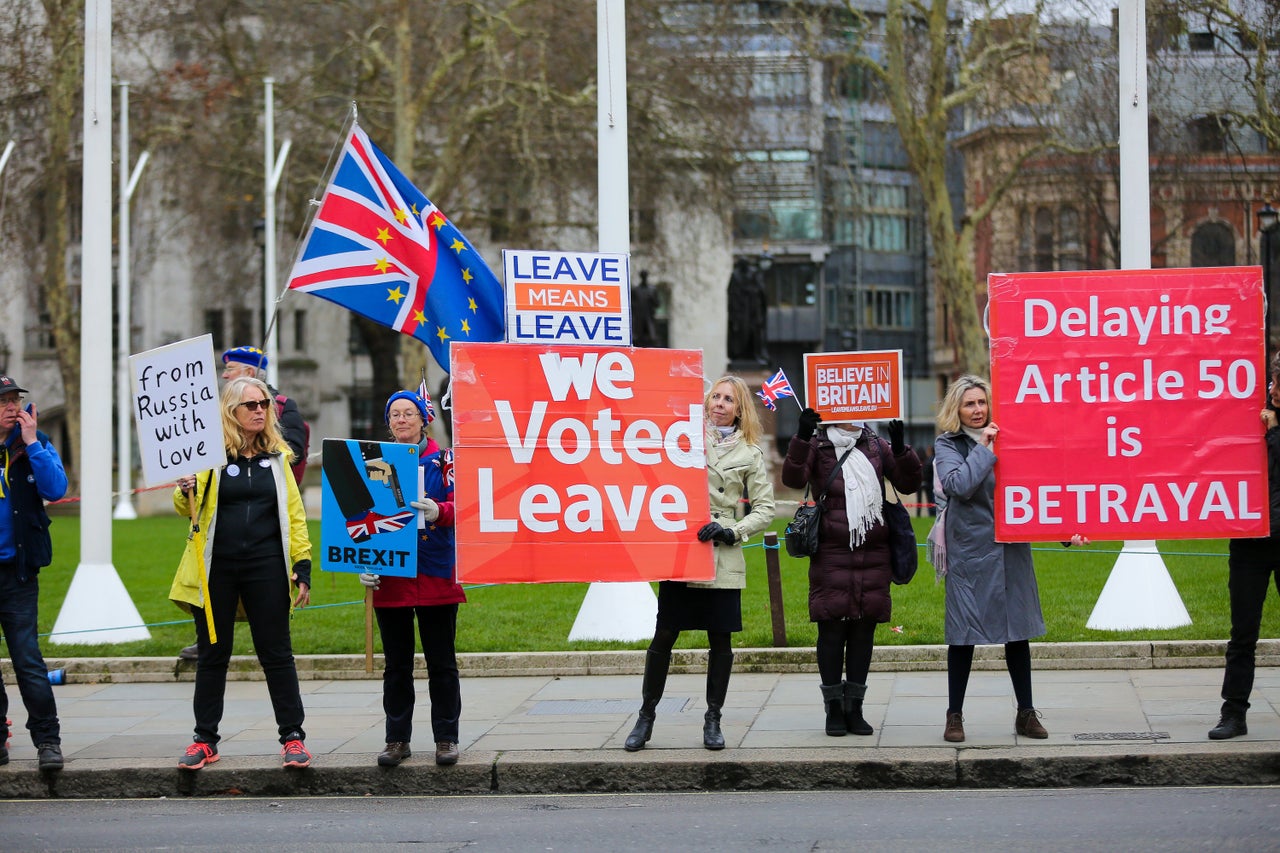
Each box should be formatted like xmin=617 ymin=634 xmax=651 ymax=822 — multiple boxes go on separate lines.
xmin=23 ymin=515 xmax=1277 ymax=657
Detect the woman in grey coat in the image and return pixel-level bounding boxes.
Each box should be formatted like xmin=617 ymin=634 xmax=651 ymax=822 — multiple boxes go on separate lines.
xmin=933 ymin=375 xmax=1083 ymax=744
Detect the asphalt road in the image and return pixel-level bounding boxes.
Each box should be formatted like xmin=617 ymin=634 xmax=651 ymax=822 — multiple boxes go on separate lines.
xmin=3 ymin=787 xmax=1278 ymax=851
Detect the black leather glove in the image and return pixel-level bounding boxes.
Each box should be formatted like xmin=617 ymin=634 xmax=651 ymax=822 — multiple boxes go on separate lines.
xmin=887 ymin=419 xmax=905 ymax=455
xmin=797 ymin=407 xmax=821 ymax=441
xmin=697 ymin=521 xmax=737 ymax=546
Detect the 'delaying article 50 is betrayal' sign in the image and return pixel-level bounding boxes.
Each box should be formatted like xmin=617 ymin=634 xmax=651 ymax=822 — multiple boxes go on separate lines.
xmin=449 ymin=343 xmax=713 ymax=584
xmin=988 ymin=266 xmax=1268 ymax=542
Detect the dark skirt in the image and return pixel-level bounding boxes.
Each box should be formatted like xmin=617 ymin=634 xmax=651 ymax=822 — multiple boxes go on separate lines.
xmin=656 ymin=581 xmax=742 ymax=633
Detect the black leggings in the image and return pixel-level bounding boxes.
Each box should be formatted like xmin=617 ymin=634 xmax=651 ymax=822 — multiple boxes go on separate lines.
xmin=947 ymin=640 xmax=1033 ymax=713
xmin=816 ymin=619 xmax=877 ymax=685
xmin=648 ymin=627 xmax=731 ymax=656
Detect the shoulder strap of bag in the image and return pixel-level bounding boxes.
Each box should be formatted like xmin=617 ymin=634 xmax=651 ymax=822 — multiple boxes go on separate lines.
xmin=819 ymin=445 xmax=856 ymax=501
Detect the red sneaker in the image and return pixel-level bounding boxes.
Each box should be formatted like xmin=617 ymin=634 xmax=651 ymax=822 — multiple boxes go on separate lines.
xmin=281 ymin=739 xmax=311 ymax=768
xmin=177 ymin=741 xmax=219 ymax=770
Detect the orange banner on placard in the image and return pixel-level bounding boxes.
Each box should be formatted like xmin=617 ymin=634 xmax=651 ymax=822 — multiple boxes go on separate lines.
xmin=803 ymin=350 xmax=903 ymax=422
xmin=513 ymin=281 xmax=622 ymax=313
xmin=449 ymin=342 xmax=715 ymax=584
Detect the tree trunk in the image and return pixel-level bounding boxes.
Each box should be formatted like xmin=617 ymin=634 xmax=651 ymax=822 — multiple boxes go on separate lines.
xmin=41 ymin=0 xmax=84 ymax=489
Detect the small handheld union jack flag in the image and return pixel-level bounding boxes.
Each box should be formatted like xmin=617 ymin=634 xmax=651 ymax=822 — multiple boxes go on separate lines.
xmin=756 ymin=367 xmax=798 ymax=411
xmin=417 ymin=369 xmax=436 ymax=424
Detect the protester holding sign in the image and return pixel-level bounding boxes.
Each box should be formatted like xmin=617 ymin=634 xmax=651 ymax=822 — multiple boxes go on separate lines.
xmin=782 ymin=406 xmax=921 ymax=737
xmin=170 ymin=377 xmax=313 ymax=771
xmin=624 ymin=376 xmax=775 ymax=752
xmin=933 ymin=375 xmax=1084 ymax=744
xmin=1210 ymin=352 xmax=1280 ymax=740
xmin=358 ymin=388 xmax=466 ymax=767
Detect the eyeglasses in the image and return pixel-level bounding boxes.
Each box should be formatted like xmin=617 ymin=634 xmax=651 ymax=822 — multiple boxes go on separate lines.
xmin=0 ymin=396 xmax=23 ymax=409
xmin=236 ymin=399 xmax=271 ymax=412
xmin=389 ymin=411 xmax=421 ymax=421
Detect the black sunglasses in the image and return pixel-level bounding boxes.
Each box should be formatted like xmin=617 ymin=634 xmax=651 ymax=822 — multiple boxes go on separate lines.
xmin=236 ymin=399 xmax=272 ymax=411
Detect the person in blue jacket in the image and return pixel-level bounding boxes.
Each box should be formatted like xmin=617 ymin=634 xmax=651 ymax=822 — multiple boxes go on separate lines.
xmin=0 ymin=375 xmax=69 ymax=772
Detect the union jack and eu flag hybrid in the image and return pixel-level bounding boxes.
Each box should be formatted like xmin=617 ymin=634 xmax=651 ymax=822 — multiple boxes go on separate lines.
xmin=756 ymin=367 xmax=797 ymax=411
xmin=287 ymin=124 xmax=505 ymax=371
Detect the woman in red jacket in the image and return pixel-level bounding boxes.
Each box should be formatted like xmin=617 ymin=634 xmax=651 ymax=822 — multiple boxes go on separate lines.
xmin=358 ymin=389 xmax=465 ymax=767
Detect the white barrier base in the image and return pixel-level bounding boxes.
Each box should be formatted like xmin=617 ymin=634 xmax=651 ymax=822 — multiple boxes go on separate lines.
xmin=1085 ymin=540 xmax=1191 ymax=630
xmin=568 ymin=581 xmax=658 ymax=642
xmin=50 ymin=562 xmax=151 ymax=644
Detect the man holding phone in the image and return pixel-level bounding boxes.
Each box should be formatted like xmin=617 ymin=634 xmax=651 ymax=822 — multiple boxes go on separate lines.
xmin=0 ymin=375 xmax=69 ymax=770
xmin=1210 ymin=353 xmax=1280 ymax=740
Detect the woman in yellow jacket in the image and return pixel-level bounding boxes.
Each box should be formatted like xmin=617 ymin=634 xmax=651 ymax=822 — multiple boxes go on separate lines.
xmin=623 ymin=375 xmax=775 ymax=752
xmin=169 ymin=377 xmax=313 ymax=771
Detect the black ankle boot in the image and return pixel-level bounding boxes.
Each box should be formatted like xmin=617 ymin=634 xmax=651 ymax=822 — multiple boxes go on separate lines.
xmin=820 ymin=683 xmax=846 ymax=736
xmin=843 ymin=682 xmax=873 ymax=736
xmin=1208 ymin=704 xmax=1247 ymax=740
xmin=703 ymin=651 xmax=733 ymax=750
xmin=624 ymin=649 xmax=671 ymax=752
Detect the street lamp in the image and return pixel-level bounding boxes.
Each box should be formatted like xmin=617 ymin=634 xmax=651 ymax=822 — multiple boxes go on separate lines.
xmin=1258 ymin=203 xmax=1278 ymax=365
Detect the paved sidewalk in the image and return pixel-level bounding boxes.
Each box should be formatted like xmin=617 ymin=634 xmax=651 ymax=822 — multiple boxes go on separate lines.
xmin=1 ymin=655 xmax=1278 ymax=798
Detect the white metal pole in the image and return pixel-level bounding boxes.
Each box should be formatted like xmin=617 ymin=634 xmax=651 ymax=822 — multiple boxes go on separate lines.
xmin=53 ymin=0 xmax=149 ymax=643
xmin=0 ymin=140 xmax=14 ymax=178
xmin=571 ymin=0 xmax=656 ymax=643
xmin=263 ymin=77 xmax=279 ymax=388
xmin=597 ymin=0 xmax=630 ymax=255
xmin=113 ymin=82 xmax=149 ymax=520
xmin=1087 ymin=0 xmax=1190 ymax=630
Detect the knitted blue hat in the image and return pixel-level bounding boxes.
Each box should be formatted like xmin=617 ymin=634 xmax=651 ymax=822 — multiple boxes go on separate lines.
xmin=222 ymin=346 xmax=267 ymax=370
xmin=384 ymin=390 xmax=434 ymax=425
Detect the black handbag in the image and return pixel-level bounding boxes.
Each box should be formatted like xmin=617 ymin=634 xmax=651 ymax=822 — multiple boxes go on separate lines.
xmin=784 ymin=446 xmax=855 ymax=559
xmin=873 ymin=438 xmax=919 ymax=585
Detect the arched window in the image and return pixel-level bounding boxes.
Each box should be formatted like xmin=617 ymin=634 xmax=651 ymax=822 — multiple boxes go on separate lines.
xmin=1190 ymin=221 xmax=1235 ymax=267
xmin=1058 ymin=208 xmax=1083 ymax=270
xmin=1034 ymin=208 xmax=1054 ymax=271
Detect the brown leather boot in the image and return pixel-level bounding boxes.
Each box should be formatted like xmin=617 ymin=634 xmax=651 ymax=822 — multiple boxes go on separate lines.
xmin=1015 ymin=708 xmax=1048 ymax=739
xmin=943 ymin=711 xmax=965 ymax=743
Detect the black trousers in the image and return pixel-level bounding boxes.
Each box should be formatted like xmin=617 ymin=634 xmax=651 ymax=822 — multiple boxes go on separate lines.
xmin=1221 ymin=537 xmax=1280 ymax=713
xmin=375 ymin=604 xmax=461 ymax=743
xmin=815 ymin=618 xmax=877 ymax=685
xmin=192 ymin=554 xmax=305 ymax=746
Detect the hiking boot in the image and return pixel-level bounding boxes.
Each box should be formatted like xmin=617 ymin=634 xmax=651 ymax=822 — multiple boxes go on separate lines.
xmin=434 ymin=742 xmax=460 ymax=766
xmin=943 ymin=711 xmax=965 ymax=743
xmin=177 ymin=741 xmax=219 ymax=770
xmin=1208 ymin=711 xmax=1247 ymax=740
xmin=1015 ymin=708 xmax=1048 ymax=739
xmin=281 ymin=739 xmax=312 ymax=768
xmin=37 ymin=743 xmax=63 ymax=772
xmin=378 ymin=742 xmax=411 ymax=767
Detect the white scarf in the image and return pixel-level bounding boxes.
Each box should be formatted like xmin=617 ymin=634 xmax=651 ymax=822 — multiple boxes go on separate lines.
xmin=961 ymin=426 xmax=986 ymax=445
xmin=826 ymin=425 xmax=882 ymax=548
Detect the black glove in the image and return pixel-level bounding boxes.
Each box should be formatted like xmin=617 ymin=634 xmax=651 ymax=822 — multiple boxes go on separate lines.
xmin=697 ymin=521 xmax=737 ymax=547
xmin=797 ymin=407 xmax=821 ymax=441
xmin=887 ymin=419 xmax=905 ymax=455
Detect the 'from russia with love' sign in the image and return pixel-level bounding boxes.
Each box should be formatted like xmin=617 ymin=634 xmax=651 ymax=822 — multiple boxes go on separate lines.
xmin=988 ymin=267 xmax=1268 ymax=542
xmin=449 ymin=342 xmax=713 ymax=583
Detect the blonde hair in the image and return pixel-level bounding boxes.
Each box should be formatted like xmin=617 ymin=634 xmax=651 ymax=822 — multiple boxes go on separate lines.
xmin=221 ymin=376 xmax=290 ymax=459
xmin=705 ymin=375 xmax=762 ymax=446
xmin=936 ymin=374 xmax=991 ymax=433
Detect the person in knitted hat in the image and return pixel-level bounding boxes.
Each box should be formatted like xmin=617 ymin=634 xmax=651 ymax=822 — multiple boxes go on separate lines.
xmin=219 ymin=347 xmax=308 ymax=479
xmin=359 ymin=387 xmax=465 ymax=768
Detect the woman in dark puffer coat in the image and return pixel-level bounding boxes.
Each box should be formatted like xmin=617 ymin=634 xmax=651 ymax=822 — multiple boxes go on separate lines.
xmin=782 ymin=408 xmax=921 ymax=736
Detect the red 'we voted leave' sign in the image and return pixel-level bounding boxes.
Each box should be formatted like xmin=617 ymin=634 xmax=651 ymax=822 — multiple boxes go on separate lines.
xmin=449 ymin=342 xmax=714 ymax=583
xmin=988 ymin=267 xmax=1268 ymax=542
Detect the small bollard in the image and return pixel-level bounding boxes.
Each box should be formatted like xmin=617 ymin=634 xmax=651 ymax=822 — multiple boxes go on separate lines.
xmin=47 ymin=669 xmax=66 ymax=685
xmin=763 ymin=531 xmax=787 ymax=647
